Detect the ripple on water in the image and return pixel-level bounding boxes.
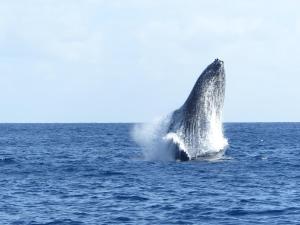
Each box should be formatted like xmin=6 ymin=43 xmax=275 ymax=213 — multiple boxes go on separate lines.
xmin=1 ymin=123 xmax=300 ymax=225
xmin=0 ymin=157 xmax=16 ymax=165
xmin=28 ymin=219 xmax=84 ymax=225
xmin=114 ymin=194 xmax=149 ymax=202
xmin=226 ymin=207 xmax=299 ymax=216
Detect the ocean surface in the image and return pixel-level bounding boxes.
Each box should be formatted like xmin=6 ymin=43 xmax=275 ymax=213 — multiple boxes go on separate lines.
xmin=0 ymin=123 xmax=300 ymax=225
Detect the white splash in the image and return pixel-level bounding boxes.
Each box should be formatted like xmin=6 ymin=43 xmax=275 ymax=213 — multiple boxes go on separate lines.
xmin=132 ymin=112 xmax=228 ymax=161
xmin=132 ymin=116 xmax=174 ymax=160
xmin=206 ymin=109 xmax=228 ymax=153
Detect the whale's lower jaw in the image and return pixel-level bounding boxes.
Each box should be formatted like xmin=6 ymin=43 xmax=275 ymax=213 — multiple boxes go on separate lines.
xmin=170 ymin=142 xmax=225 ymax=161
xmin=169 ymin=138 xmax=226 ymax=161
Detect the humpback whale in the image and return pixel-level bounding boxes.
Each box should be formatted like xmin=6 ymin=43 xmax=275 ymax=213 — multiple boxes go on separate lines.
xmin=164 ymin=59 xmax=227 ymax=161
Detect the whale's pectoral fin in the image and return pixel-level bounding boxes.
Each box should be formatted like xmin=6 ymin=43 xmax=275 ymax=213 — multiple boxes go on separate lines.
xmin=175 ymin=148 xmax=190 ymax=161
xmin=164 ymin=133 xmax=191 ymax=161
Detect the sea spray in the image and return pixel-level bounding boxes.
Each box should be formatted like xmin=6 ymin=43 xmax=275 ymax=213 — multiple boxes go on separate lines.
xmin=132 ymin=111 xmax=227 ymax=161
xmin=132 ymin=116 xmax=174 ymax=160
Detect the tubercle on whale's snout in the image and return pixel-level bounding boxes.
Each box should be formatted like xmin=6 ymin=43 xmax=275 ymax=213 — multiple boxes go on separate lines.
xmin=214 ymin=58 xmax=223 ymax=64
xmin=195 ymin=59 xmax=224 ymax=88
xmin=211 ymin=58 xmax=224 ymax=71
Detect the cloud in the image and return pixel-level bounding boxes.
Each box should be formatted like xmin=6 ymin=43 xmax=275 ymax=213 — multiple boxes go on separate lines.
xmin=0 ymin=1 xmax=106 ymax=63
xmin=0 ymin=0 xmax=300 ymax=122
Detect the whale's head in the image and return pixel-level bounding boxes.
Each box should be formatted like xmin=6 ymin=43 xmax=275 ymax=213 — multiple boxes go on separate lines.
xmin=182 ymin=58 xmax=225 ymax=120
xmin=167 ymin=59 xmax=226 ymax=159
xmin=202 ymin=58 xmax=225 ymax=87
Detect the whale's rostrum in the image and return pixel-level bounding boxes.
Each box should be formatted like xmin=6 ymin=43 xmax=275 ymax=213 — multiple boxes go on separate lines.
xmin=165 ymin=59 xmax=227 ymax=161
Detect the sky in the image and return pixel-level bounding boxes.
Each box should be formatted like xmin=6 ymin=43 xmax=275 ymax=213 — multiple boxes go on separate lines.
xmin=0 ymin=0 xmax=300 ymax=123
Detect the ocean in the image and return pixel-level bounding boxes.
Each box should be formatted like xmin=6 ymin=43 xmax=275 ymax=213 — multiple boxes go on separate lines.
xmin=0 ymin=123 xmax=299 ymax=224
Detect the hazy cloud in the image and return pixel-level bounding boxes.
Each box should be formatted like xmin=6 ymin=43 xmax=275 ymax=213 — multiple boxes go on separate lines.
xmin=0 ymin=0 xmax=300 ymax=122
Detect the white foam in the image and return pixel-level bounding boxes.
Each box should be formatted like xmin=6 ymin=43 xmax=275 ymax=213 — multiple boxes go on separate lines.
xmin=132 ymin=116 xmax=174 ymax=161
xmin=132 ymin=109 xmax=228 ymax=161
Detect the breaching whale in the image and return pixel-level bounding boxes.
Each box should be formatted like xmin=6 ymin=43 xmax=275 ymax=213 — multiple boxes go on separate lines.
xmin=164 ymin=59 xmax=227 ymax=161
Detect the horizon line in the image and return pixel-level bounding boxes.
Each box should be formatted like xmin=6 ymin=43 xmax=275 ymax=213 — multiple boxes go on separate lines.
xmin=0 ymin=121 xmax=300 ymax=124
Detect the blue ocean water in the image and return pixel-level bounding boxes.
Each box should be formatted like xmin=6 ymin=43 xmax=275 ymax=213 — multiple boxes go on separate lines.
xmin=0 ymin=123 xmax=300 ymax=225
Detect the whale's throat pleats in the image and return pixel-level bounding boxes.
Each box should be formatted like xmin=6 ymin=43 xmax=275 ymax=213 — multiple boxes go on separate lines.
xmin=167 ymin=59 xmax=228 ymax=160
